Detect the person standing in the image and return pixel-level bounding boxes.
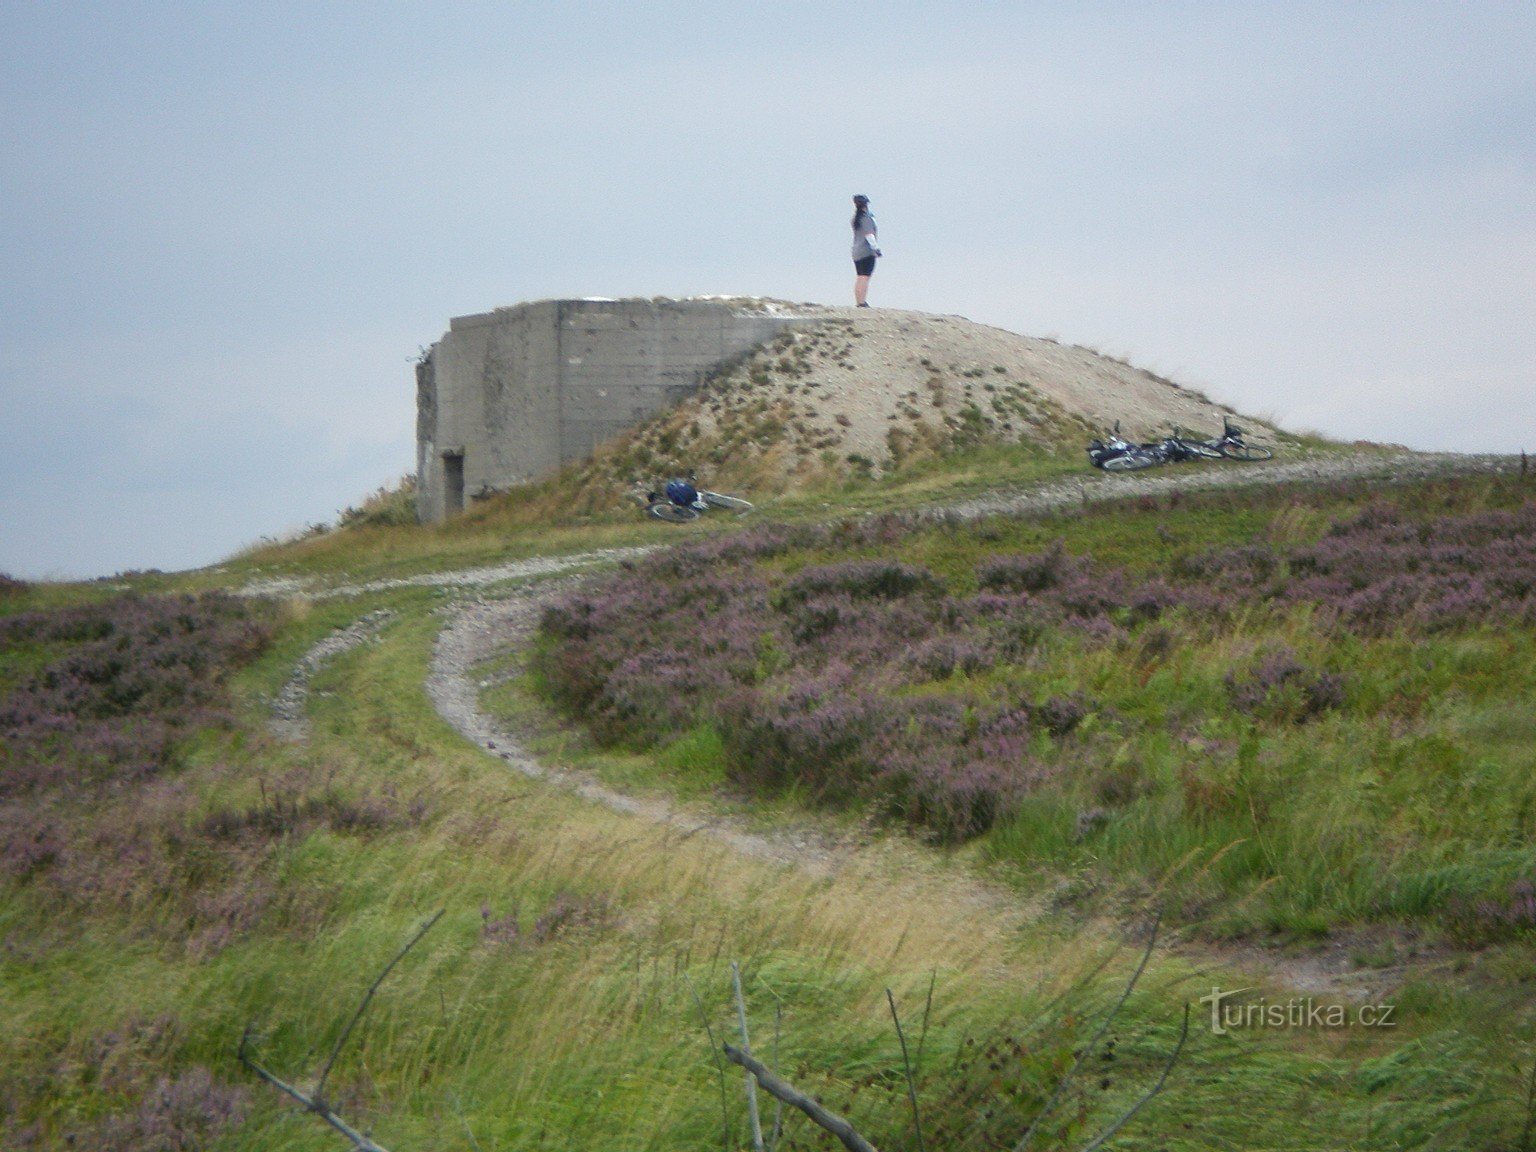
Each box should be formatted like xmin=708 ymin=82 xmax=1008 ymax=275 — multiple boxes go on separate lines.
xmin=851 ymin=194 xmax=881 ymax=307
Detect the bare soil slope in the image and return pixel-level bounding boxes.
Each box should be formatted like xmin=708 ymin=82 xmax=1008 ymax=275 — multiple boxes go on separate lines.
xmin=582 ymin=300 xmax=1277 ymax=497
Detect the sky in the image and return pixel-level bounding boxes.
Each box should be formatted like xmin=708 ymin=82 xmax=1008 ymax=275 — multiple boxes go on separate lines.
xmin=2 ymin=2 xmax=1533 ymax=581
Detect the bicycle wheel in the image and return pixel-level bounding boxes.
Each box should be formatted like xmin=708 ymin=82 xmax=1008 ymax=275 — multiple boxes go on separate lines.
xmin=1184 ymin=441 xmax=1226 ymax=460
xmin=699 ymin=490 xmax=753 ymax=512
xmin=1220 ymin=442 xmax=1274 ymax=461
xmin=647 ymin=501 xmax=700 ymax=522
xmin=1101 ymin=451 xmax=1160 ymax=472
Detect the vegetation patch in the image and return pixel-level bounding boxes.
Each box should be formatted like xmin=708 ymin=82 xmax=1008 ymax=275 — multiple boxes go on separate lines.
xmin=535 ymin=479 xmax=1536 ymax=936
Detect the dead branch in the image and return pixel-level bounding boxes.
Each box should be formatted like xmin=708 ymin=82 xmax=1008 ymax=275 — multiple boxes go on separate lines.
xmin=724 ymin=1043 xmax=880 ymax=1152
xmin=684 ymin=971 xmax=733 ymax=1151
xmin=733 ymin=961 xmax=766 ymax=1152
xmin=239 ymin=1025 xmax=392 ymax=1152
xmin=238 ymin=908 xmax=445 ymax=1152
xmin=1078 ymin=1003 xmax=1190 ymax=1152
xmin=1014 ymin=908 xmax=1162 ymax=1152
xmin=316 ymin=909 xmax=446 ymax=1099
xmin=769 ymin=1000 xmax=785 ymax=1152
xmin=1520 ymin=1043 xmax=1536 ymax=1152
xmin=886 ymin=988 xmax=927 ymax=1152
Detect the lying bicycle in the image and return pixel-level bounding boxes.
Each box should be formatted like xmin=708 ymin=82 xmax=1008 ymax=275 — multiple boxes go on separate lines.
xmin=1087 ymin=419 xmax=1273 ymax=472
xmin=1203 ymin=417 xmax=1275 ymax=461
xmin=637 ymin=473 xmax=754 ymax=522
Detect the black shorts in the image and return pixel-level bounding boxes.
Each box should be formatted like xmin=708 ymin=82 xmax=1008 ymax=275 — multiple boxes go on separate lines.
xmin=854 ymin=256 xmax=877 ymax=276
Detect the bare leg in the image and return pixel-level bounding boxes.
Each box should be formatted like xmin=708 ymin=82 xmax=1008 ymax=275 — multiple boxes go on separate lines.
xmin=854 ymin=275 xmax=871 ymax=306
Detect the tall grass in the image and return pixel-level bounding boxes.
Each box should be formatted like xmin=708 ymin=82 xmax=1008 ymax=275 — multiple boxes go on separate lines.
xmin=7 ymin=473 xmax=1536 ymax=1148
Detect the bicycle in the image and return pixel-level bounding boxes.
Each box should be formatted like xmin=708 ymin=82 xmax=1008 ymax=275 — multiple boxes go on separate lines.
xmin=1163 ymin=427 xmax=1227 ymax=461
xmin=1087 ymin=423 xmax=1167 ymax=472
xmin=1087 ymin=420 xmax=1274 ymax=472
xmin=1204 ymin=417 xmax=1274 ymax=461
xmin=637 ymin=473 xmax=754 ymax=522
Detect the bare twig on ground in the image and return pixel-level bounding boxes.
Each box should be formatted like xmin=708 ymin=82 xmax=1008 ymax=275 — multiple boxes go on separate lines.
xmin=1519 ymin=1045 xmax=1536 ymax=1152
xmin=316 ymin=909 xmax=445 ymax=1099
xmin=1015 ymin=909 xmax=1163 ymax=1152
xmin=1079 ymin=1003 xmax=1190 ymax=1152
xmin=724 ymin=1043 xmax=881 ymax=1152
xmin=887 ymin=988 xmax=927 ymax=1152
xmin=238 ymin=909 xmax=445 ymax=1152
xmin=733 ymin=961 xmax=766 ymax=1152
xmin=239 ymin=1025 xmax=393 ymax=1152
xmin=685 ymin=971 xmax=733 ymax=1152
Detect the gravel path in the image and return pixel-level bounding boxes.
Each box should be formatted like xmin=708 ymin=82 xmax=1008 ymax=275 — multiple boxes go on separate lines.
xmin=267 ymin=447 xmax=1525 ymax=985
xmin=937 ymin=448 xmax=1520 ymax=522
xmin=268 ymin=609 xmax=395 ymax=742
xmin=424 ymin=579 xmax=851 ymax=875
xmin=271 ymin=447 xmax=1519 ymax=759
xmin=240 ymin=546 xmax=656 ymax=601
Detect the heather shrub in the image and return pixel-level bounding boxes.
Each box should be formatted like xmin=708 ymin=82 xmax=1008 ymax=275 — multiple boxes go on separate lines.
xmin=783 ymin=594 xmax=936 ymax=668
xmin=535 ymin=491 xmax=1536 ymax=862
xmin=0 ymin=593 xmax=277 ymax=797
xmin=976 ymin=542 xmax=1076 ymax=592
xmin=716 ymin=671 xmax=886 ymax=804
xmin=907 ymin=634 xmax=996 ymax=679
xmin=0 ymin=800 xmax=63 ymax=881
xmin=1126 ymin=578 xmax=1184 ymax=625
xmin=956 ymin=591 xmax=1059 ymax=660
xmin=1447 ymin=877 xmax=1536 ymax=943
xmin=1052 ymin=566 xmax=1131 ymax=620
xmin=198 ymin=783 xmax=405 ymax=842
xmin=1 ymin=1010 xmax=248 ymax=1152
xmin=479 ymin=890 xmax=614 ymax=947
xmin=23 ymin=765 xmax=406 ymax=952
xmin=63 ymin=1069 xmax=248 ymax=1152
xmin=1030 ymin=693 xmax=1090 ymax=737
xmin=778 ymin=559 xmax=944 ymax=606
xmin=1281 ymin=501 xmax=1536 ymax=633
xmin=1224 ymin=647 xmax=1347 ymax=723
xmin=1172 ymin=544 xmax=1283 ymax=595
xmin=591 ymin=647 xmax=714 ymax=745
xmin=868 ymin=704 xmax=1041 ymax=841
xmin=532 ymin=889 xmax=614 ymax=942
xmin=480 ymin=902 xmax=523 ymax=947
xmin=717 ymin=679 xmax=1038 ymax=841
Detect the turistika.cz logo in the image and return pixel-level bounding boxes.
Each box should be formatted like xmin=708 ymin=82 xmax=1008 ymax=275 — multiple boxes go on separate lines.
xmin=1198 ymin=987 xmax=1398 ymax=1035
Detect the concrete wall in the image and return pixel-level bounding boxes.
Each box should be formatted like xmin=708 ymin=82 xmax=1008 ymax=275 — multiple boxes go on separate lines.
xmin=416 ymin=298 xmax=806 ymax=522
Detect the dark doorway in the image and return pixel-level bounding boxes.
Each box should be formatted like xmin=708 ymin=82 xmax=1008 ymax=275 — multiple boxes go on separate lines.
xmin=443 ymin=452 xmax=465 ymax=515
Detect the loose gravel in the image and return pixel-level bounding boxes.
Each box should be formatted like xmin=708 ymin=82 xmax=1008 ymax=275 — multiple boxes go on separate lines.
xmin=268 ymin=609 xmax=395 ymax=742
xmin=424 ymin=578 xmax=850 ymax=874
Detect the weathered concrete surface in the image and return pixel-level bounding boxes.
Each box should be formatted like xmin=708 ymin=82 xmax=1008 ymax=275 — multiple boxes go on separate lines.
xmin=416 ymin=298 xmax=808 ymax=521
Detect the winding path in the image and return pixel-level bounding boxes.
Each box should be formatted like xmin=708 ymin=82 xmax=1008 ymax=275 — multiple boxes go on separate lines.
xmin=265 ymin=449 xmax=1520 ymax=994
xmin=268 ymin=609 xmax=395 ymax=742
xmin=423 ymin=580 xmax=853 ymax=875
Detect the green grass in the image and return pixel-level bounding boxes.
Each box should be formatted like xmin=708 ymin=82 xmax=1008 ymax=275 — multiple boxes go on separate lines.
xmin=6 ymin=456 xmax=1536 ymax=1148
xmin=504 ymin=468 xmax=1536 ymax=1116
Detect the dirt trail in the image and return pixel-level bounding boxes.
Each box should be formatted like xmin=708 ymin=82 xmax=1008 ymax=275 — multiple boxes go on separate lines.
xmin=268 ymin=609 xmax=395 ymax=742
xmin=424 ymin=582 xmax=855 ymax=877
xmin=419 ymin=562 xmax=1435 ymax=1002
xmin=266 ymin=449 xmax=1521 ymax=997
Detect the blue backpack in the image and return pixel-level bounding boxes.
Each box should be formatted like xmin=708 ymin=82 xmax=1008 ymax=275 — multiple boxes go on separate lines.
xmin=665 ymin=479 xmax=698 ymax=507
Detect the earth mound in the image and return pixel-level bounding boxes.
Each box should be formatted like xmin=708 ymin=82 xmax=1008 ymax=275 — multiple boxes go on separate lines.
xmin=575 ymin=300 xmax=1276 ymax=499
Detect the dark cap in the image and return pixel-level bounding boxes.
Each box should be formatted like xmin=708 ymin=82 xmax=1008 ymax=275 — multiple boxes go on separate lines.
xmin=853 ymin=194 xmax=869 ymax=205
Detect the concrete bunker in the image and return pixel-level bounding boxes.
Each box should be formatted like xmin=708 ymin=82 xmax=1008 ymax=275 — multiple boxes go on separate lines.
xmin=415 ymin=297 xmax=809 ymax=522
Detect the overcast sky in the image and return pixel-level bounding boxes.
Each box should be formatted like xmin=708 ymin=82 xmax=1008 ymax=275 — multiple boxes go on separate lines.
xmin=3 ymin=2 xmax=1533 ymax=580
